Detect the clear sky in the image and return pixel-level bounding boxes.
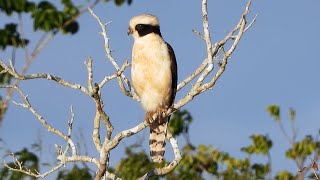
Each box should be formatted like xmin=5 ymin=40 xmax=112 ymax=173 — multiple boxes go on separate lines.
xmin=1 ymin=0 xmax=320 ymax=178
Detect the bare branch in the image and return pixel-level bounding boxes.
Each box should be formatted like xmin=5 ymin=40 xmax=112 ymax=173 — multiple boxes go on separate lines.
xmin=3 ymin=159 xmax=64 ymax=178
xmin=88 ymin=8 xmax=140 ymax=101
xmin=86 ymin=57 xmax=94 ymax=92
xmin=1 ymin=86 xmax=99 ymax=177
xmin=105 ymin=121 xmax=148 ymax=152
xmin=177 ymin=58 xmax=208 ymax=91
xmin=192 ymin=29 xmax=205 ymax=41
xmin=0 ymin=1 xmax=103 ymax=119
xmin=89 ymin=82 xmax=115 ymax=180
xmin=92 ymin=100 xmax=102 ymax=152
xmin=245 ymin=13 xmax=259 ymax=32
xmin=67 ymin=106 xmax=77 ymax=156
xmin=189 ymin=0 xmax=215 ymax=91
xmin=0 ymin=60 xmax=90 ymax=95
xmin=202 ymin=0 xmax=214 ymax=66
xmin=99 ymin=60 xmax=130 ymax=89
xmin=191 ymin=0 xmax=254 ymax=94
xmin=0 ymin=86 xmax=69 ymax=141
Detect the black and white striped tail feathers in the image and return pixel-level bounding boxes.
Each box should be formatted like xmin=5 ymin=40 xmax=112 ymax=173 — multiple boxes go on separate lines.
xmin=149 ymin=117 xmax=168 ymax=163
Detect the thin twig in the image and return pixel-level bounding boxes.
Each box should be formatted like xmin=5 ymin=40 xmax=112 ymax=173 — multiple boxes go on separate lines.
xmin=1 ymin=86 xmax=99 ymax=177
xmin=88 ymin=8 xmax=140 ymax=101
xmin=86 ymin=57 xmax=94 ymax=92
xmin=99 ymin=60 xmax=130 ymax=89
xmin=0 ymin=60 xmax=90 ymax=95
xmin=0 ymin=0 xmax=102 ymax=122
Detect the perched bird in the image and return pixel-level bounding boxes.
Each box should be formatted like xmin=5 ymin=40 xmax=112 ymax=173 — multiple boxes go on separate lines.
xmin=128 ymin=14 xmax=177 ymax=163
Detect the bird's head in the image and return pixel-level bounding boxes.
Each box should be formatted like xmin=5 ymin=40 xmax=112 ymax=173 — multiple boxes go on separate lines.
xmin=128 ymin=14 xmax=161 ymax=39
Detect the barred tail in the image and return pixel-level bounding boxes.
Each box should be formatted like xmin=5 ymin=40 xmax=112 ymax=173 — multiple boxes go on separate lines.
xmin=149 ymin=118 xmax=168 ymax=163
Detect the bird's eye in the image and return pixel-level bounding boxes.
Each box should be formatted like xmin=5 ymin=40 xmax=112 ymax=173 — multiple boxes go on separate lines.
xmin=135 ymin=24 xmax=145 ymax=31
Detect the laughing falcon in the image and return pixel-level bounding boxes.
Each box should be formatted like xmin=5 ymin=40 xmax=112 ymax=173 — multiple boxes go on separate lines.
xmin=128 ymin=14 xmax=177 ymax=163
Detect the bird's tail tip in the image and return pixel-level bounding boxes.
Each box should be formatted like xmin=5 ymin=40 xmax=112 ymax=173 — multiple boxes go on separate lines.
xmin=149 ymin=121 xmax=168 ymax=163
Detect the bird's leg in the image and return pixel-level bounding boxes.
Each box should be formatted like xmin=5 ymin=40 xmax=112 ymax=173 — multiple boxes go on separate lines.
xmin=170 ymin=105 xmax=177 ymax=112
xmin=156 ymin=105 xmax=167 ymax=124
xmin=144 ymin=111 xmax=154 ymax=124
xmin=145 ymin=106 xmax=168 ymax=125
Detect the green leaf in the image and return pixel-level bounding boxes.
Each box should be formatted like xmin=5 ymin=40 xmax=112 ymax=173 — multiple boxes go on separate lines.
xmin=63 ymin=21 xmax=79 ymax=34
xmin=61 ymin=0 xmax=72 ymax=7
xmin=115 ymin=0 xmax=125 ymax=6
xmin=286 ymin=135 xmax=317 ymax=160
xmin=275 ymin=170 xmax=294 ymax=180
xmin=0 ymin=0 xmax=34 ymax=14
xmin=252 ymin=163 xmax=270 ymax=179
xmin=25 ymin=1 xmax=36 ymax=12
xmin=57 ymin=165 xmax=92 ymax=180
xmin=12 ymin=0 xmax=26 ymax=13
xmin=114 ymin=146 xmax=159 ymax=180
xmin=37 ymin=1 xmax=56 ymax=10
xmin=266 ymin=104 xmax=281 ymax=121
xmin=0 ymin=0 xmax=14 ymax=15
xmin=241 ymin=134 xmax=272 ymax=155
xmin=0 ymin=23 xmax=29 ymax=50
xmin=169 ymin=109 xmax=193 ymax=137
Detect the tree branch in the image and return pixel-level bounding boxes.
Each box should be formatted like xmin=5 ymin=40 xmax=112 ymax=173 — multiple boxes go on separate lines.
xmin=0 ymin=86 xmax=99 ymax=178
xmin=88 ymin=8 xmax=140 ymax=101
xmin=0 ymin=60 xmax=90 ymax=95
xmin=0 ymin=1 xmax=103 ymax=122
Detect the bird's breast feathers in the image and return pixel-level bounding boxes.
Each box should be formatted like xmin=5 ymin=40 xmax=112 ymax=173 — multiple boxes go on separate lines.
xmin=132 ymin=35 xmax=173 ymax=112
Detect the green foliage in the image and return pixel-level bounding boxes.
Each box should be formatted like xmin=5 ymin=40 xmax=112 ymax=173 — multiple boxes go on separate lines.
xmin=169 ymin=109 xmax=192 ymax=137
xmin=31 ymin=1 xmax=79 ymax=34
xmin=168 ymin=143 xmax=271 ymax=180
xmin=167 ymin=144 xmax=214 ymax=180
xmin=251 ymin=163 xmax=271 ymax=179
xmin=0 ymin=66 xmax=11 ymax=84
xmin=241 ymin=134 xmax=272 ymax=155
xmin=0 ymin=0 xmax=134 ymax=51
xmin=0 ymin=148 xmax=39 ymax=180
xmin=56 ymin=165 xmax=92 ymax=180
xmin=0 ymin=23 xmax=29 ymax=50
xmin=114 ymin=144 xmax=159 ymax=180
xmin=267 ymin=104 xmax=281 ymax=121
xmin=308 ymin=172 xmax=320 ymax=179
xmin=0 ymin=0 xmax=35 ymax=15
xmin=286 ymin=135 xmax=320 ymax=161
xmin=275 ymin=170 xmax=294 ymax=180
xmin=114 ymin=0 xmax=132 ymax=6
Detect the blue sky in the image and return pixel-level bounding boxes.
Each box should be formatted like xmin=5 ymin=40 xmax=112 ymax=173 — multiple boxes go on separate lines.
xmin=1 ymin=0 xmax=320 ymax=177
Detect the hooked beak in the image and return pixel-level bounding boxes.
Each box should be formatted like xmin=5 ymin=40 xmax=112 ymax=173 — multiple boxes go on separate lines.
xmin=127 ymin=27 xmax=133 ymax=35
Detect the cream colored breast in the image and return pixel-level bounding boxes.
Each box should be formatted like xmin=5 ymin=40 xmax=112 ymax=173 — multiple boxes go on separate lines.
xmin=131 ymin=35 xmax=172 ymax=112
